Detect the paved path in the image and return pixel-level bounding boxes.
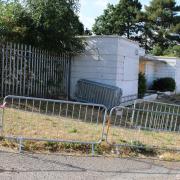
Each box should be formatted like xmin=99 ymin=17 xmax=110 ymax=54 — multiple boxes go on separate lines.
xmin=0 ymin=151 xmax=179 ymax=180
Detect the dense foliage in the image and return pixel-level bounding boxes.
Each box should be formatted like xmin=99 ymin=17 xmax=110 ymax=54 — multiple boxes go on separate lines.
xmin=0 ymin=0 xmax=84 ymax=52
xmin=92 ymin=0 xmax=142 ymax=39
xmin=146 ymin=0 xmax=180 ymax=55
xmin=138 ymin=73 xmax=147 ymax=98
xmin=152 ymin=77 xmax=176 ymax=92
xmin=92 ymin=0 xmax=180 ymax=56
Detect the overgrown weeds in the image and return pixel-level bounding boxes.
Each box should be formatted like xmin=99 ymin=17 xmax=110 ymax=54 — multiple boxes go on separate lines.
xmin=0 ymin=138 xmax=179 ymax=161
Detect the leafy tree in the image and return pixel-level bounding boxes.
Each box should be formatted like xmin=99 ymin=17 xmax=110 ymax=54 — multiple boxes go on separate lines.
xmin=145 ymin=0 xmax=179 ymax=29
xmin=92 ymin=4 xmax=116 ymax=35
xmin=0 ymin=0 xmax=84 ymax=52
xmin=0 ymin=1 xmax=27 ymax=42
xmin=172 ymin=45 xmax=180 ymax=57
xmin=163 ymin=45 xmax=180 ymax=57
xmin=144 ymin=0 xmax=180 ymax=53
xmin=150 ymin=44 xmax=164 ymax=56
xmin=132 ymin=12 xmax=154 ymax=51
xmin=172 ymin=23 xmax=180 ymax=34
xmin=92 ymin=0 xmax=142 ymax=39
xmin=92 ymin=0 xmax=180 ymax=56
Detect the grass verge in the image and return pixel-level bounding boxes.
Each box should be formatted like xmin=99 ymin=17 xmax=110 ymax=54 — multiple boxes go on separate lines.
xmin=0 ymin=108 xmax=179 ymax=161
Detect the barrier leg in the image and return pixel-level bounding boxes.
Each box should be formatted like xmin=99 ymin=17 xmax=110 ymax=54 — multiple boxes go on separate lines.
xmin=91 ymin=144 xmax=95 ymax=156
xmin=18 ymin=137 xmax=24 ymax=153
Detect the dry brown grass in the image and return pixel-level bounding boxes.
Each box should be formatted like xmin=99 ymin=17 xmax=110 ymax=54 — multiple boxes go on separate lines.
xmin=107 ymin=126 xmax=180 ymax=149
xmin=159 ymin=152 xmax=180 ymax=161
xmin=2 ymin=107 xmax=180 ymax=151
xmin=0 ymin=99 xmax=179 ymax=160
xmin=3 ymin=108 xmax=105 ymax=143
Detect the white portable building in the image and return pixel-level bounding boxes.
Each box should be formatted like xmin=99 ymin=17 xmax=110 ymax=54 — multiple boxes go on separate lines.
xmin=70 ymin=35 xmax=142 ymax=99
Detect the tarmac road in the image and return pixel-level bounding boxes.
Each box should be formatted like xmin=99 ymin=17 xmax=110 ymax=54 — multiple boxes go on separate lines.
xmin=0 ymin=151 xmax=179 ymax=180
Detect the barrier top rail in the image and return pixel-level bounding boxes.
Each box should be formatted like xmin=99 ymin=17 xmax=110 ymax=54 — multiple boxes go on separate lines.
xmin=3 ymin=95 xmax=107 ymax=109
xmin=110 ymin=105 xmax=180 ymax=117
xmin=134 ymin=99 xmax=180 ymax=107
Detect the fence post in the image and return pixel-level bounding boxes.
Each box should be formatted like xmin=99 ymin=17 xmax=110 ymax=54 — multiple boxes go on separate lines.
xmin=68 ymin=55 xmax=72 ymax=100
xmin=1 ymin=44 xmax=5 ymax=97
xmin=18 ymin=137 xmax=24 ymax=153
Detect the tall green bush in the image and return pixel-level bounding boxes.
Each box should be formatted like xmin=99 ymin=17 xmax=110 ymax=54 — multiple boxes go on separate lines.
xmin=138 ymin=73 xmax=147 ymax=98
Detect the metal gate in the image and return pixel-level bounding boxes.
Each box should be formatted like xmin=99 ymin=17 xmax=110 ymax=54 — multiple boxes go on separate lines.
xmin=0 ymin=42 xmax=71 ymax=98
xmin=107 ymin=100 xmax=180 ymax=150
xmin=2 ymin=95 xmax=107 ymax=153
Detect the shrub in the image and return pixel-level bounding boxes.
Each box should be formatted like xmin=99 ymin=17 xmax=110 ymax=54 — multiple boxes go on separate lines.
xmin=138 ymin=73 xmax=147 ymax=98
xmin=151 ymin=45 xmax=164 ymax=56
xmin=152 ymin=77 xmax=176 ymax=92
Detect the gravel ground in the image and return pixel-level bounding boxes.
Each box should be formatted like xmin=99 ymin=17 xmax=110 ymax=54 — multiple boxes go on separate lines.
xmin=0 ymin=151 xmax=179 ymax=180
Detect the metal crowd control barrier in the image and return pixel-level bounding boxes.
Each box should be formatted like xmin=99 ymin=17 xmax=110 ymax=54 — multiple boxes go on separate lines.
xmin=2 ymin=95 xmax=108 ymax=154
xmin=133 ymin=99 xmax=180 ymax=114
xmin=107 ymin=103 xmax=180 ymax=150
xmin=120 ymin=94 xmax=138 ymax=106
xmin=132 ymin=99 xmax=180 ymax=132
xmin=75 ymin=79 xmax=122 ymax=109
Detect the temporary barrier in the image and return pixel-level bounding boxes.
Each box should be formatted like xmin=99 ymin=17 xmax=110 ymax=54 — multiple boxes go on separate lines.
xmin=107 ymin=102 xmax=180 ymax=150
xmin=74 ymin=79 xmax=122 ymax=109
xmin=132 ymin=99 xmax=180 ymax=132
xmin=2 ymin=96 xmax=180 ymax=153
xmin=2 ymin=95 xmax=108 ymax=153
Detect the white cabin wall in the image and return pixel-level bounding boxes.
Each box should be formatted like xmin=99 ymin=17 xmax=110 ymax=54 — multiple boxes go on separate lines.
xmin=144 ymin=57 xmax=180 ymax=93
xmin=144 ymin=61 xmax=155 ymax=88
xmin=70 ymin=37 xmax=118 ymax=98
xmin=154 ymin=59 xmax=176 ymax=80
xmin=116 ymin=38 xmax=139 ymax=96
xmin=175 ymin=60 xmax=180 ymax=93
